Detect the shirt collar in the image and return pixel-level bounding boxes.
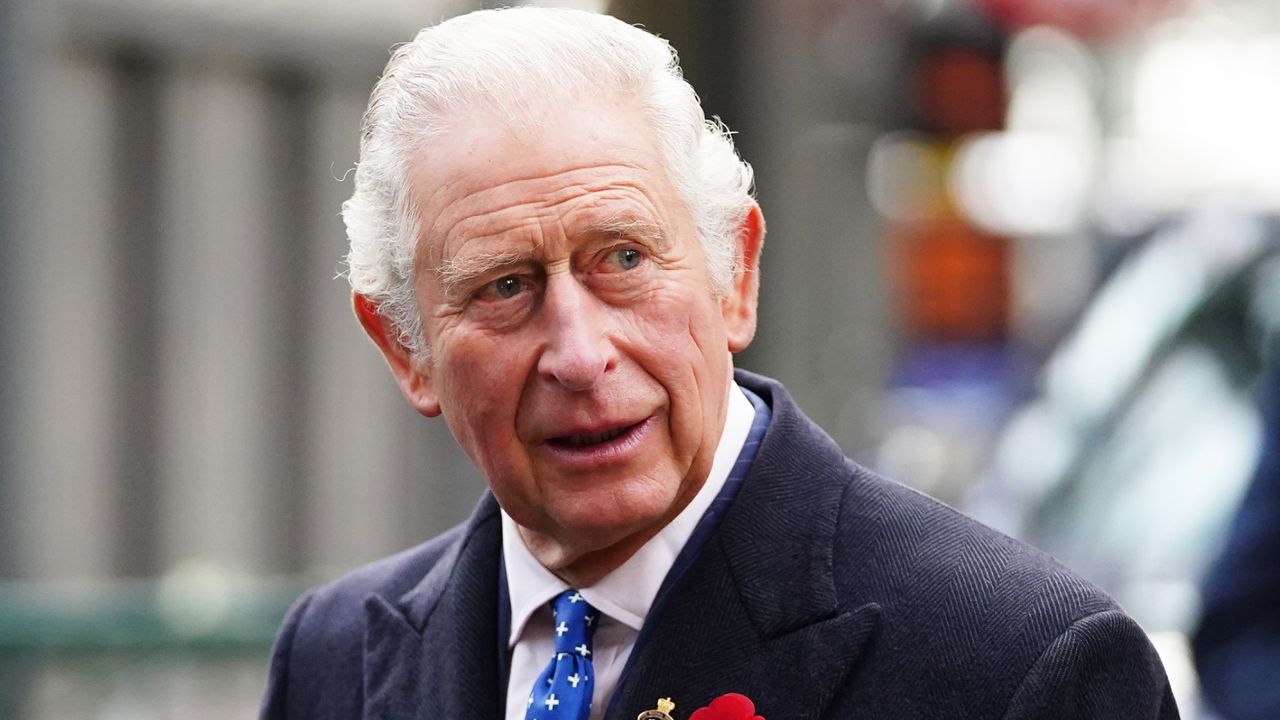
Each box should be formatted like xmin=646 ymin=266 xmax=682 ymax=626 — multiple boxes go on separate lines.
xmin=502 ymin=381 xmax=757 ymax=647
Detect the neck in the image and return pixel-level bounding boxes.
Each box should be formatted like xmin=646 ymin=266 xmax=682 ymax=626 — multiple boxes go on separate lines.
xmin=539 ymin=526 xmax=663 ymax=587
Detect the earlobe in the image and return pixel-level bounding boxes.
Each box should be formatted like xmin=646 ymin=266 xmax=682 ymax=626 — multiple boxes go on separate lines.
xmin=723 ymin=203 xmax=765 ymax=352
xmin=352 ymin=293 xmax=441 ymax=417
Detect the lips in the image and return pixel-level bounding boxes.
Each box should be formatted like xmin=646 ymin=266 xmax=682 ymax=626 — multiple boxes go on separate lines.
xmin=532 ymin=413 xmax=657 ymax=470
xmin=548 ymin=421 xmax=640 ymax=448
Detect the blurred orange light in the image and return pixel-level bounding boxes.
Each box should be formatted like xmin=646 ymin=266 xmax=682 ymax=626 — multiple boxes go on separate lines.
xmin=891 ymin=219 xmax=1010 ymax=342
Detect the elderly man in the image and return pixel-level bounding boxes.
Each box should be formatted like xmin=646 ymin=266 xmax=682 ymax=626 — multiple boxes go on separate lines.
xmin=262 ymin=7 xmax=1177 ymax=720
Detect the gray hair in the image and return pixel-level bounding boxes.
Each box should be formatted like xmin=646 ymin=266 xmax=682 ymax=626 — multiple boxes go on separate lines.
xmin=342 ymin=6 xmax=757 ymax=355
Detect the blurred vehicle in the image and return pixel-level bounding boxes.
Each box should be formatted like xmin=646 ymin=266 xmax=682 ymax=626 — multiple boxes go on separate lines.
xmin=967 ymin=207 xmax=1280 ymax=716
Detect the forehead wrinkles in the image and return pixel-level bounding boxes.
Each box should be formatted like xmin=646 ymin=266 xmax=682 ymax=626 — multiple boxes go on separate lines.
xmin=418 ymin=163 xmax=666 ymax=270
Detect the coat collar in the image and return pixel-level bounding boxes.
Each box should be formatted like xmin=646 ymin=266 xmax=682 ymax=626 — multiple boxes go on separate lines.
xmin=605 ymin=371 xmax=882 ymax=720
xmin=362 ymin=494 xmax=505 ymax=720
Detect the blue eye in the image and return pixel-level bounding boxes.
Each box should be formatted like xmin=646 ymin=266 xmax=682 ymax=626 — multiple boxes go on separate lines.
xmin=613 ymin=248 xmax=642 ymax=270
xmin=491 ymin=276 xmax=522 ymax=299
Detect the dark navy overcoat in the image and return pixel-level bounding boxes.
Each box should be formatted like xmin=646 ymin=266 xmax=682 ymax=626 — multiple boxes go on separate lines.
xmin=262 ymin=372 xmax=1178 ymax=719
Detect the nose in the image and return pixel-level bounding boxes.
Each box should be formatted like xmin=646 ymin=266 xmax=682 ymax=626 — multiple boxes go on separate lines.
xmin=536 ymin=274 xmax=615 ymax=391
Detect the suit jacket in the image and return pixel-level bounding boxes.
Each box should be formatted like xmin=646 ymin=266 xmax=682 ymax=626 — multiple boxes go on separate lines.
xmin=262 ymin=371 xmax=1178 ymax=719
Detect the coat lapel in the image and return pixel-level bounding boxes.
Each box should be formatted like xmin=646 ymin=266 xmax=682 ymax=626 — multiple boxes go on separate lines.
xmin=363 ymin=495 xmax=505 ymax=720
xmin=608 ymin=374 xmax=882 ymax=720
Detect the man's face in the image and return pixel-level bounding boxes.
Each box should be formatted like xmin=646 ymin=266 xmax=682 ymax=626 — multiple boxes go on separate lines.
xmin=362 ymin=96 xmax=760 ymax=580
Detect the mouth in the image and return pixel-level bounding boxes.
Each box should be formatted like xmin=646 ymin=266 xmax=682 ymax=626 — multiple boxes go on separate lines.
xmin=546 ymin=420 xmax=643 ymax=449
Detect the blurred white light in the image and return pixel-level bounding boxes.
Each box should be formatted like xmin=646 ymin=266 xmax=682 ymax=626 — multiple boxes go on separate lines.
xmin=1006 ymin=26 xmax=1099 ymax=140
xmin=1007 ymin=71 xmax=1096 ymax=139
xmin=867 ymin=132 xmax=944 ymax=223
xmin=1147 ymin=631 xmax=1199 ymax=714
xmin=1091 ymin=138 xmax=1178 ymax=237
xmin=156 ymin=559 xmax=235 ymax=637
xmin=950 ymin=131 xmax=1090 ymax=236
xmin=1133 ymin=22 xmax=1280 ymax=210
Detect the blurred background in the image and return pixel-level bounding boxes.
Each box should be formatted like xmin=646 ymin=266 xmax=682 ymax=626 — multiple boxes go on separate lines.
xmin=2 ymin=0 xmax=1278 ymax=716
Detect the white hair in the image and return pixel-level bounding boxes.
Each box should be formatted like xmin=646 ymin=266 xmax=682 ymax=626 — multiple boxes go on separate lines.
xmin=342 ymin=6 xmax=757 ymax=355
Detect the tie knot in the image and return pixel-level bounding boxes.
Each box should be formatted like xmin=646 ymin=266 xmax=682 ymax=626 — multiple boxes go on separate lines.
xmin=550 ymin=589 xmax=598 ymax=654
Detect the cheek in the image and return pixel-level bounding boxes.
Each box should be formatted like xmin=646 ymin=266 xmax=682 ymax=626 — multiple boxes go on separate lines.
xmin=623 ymin=292 xmax=728 ymax=375
xmin=435 ymin=338 xmax=532 ymax=445
xmin=621 ymin=293 xmax=731 ymax=440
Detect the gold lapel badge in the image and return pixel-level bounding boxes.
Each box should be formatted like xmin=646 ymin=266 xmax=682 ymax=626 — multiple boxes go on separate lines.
xmin=636 ymin=697 xmax=676 ymax=720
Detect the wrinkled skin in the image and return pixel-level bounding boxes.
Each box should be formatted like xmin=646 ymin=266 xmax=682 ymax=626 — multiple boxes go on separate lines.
xmin=356 ymin=96 xmax=763 ymax=585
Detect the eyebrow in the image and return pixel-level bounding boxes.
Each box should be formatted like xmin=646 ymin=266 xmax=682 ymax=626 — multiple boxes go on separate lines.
xmin=436 ymin=249 xmax=530 ymax=300
xmin=432 ymin=214 xmax=666 ymax=300
xmin=579 ymin=214 xmax=666 ymax=246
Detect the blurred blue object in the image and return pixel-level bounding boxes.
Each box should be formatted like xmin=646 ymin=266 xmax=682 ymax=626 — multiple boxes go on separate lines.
xmin=1193 ymin=369 xmax=1280 ymax=720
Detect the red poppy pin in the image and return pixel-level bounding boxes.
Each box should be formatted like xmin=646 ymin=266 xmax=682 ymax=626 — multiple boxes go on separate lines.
xmin=689 ymin=693 xmax=765 ymax=720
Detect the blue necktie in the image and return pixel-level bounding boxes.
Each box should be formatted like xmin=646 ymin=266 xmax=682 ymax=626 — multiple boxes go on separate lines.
xmin=525 ymin=590 xmax=598 ymax=720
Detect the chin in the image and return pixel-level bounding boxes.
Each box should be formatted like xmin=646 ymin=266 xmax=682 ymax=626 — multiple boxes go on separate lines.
xmin=558 ymin=509 xmax=659 ymax=545
xmin=545 ymin=498 xmax=667 ymax=548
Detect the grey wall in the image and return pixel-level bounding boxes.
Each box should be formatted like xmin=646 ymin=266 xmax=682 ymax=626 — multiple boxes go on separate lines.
xmin=0 ymin=0 xmax=20 ymax=580
xmin=738 ymin=0 xmax=899 ymax=455
xmin=5 ymin=0 xmax=485 ymax=583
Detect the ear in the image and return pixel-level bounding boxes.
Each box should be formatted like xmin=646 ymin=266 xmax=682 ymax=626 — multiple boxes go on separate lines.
xmin=722 ymin=202 xmax=765 ymax=352
xmin=353 ymin=292 xmax=441 ymax=417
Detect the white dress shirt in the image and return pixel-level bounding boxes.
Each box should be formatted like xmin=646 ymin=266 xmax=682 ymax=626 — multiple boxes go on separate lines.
xmin=502 ymin=382 xmax=757 ymax=720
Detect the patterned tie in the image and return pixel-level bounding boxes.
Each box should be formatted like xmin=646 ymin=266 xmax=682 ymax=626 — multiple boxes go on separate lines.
xmin=525 ymin=589 xmax=598 ymax=720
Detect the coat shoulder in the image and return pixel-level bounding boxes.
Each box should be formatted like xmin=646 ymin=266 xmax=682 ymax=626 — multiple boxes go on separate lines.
xmin=831 ymin=463 xmax=1174 ymax=716
xmin=838 ymin=463 xmax=1118 ymax=626
xmin=741 ymin=370 xmax=1119 ymax=630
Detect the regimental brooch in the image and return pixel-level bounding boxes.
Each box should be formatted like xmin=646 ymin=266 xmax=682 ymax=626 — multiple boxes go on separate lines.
xmin=636 ymin=697 xmax=676 ymax=720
